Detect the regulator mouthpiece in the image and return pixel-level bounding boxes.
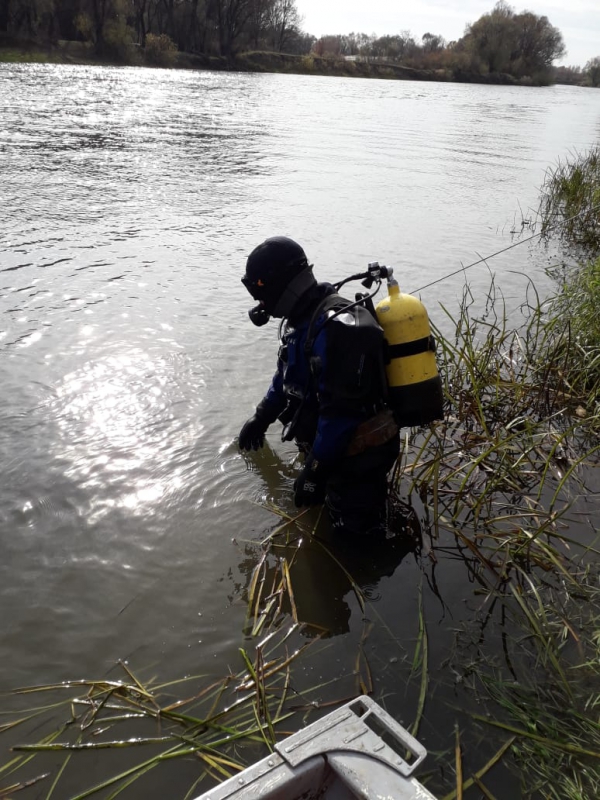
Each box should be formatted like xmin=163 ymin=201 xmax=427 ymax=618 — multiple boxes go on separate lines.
xmin=248 ymin=304 xmax=270 ymax=327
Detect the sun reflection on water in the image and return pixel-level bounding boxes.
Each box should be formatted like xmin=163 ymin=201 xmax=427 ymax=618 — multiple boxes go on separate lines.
xmin=50 ymin=346 xmax=201 ymax=521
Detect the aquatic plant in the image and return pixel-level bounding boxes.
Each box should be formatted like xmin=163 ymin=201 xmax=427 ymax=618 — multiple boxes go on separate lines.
xmin=539 ymin=146 xmax=600 ymax=255
xmin=0 ymin=629 xmax=327 ymax=799
xmin=539 ymin=257 xmax=600 ymax=416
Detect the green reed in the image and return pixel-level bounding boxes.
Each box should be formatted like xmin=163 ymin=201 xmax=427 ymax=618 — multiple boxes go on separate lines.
xmin=469 ymin=587 xmax=600 ymax=799
xmin=539 ymin=146 xmax=600 ymax=255
xmin=392 ymin=271 xmax=600 ymax=797
xmin=540 ymin=257 xmax=600 ymax=415
xmin=0 ymin=631 xmax=314 ymax=799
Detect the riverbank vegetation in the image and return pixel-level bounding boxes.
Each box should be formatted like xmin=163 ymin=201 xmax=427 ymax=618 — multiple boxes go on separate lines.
xmin=1 ymin=152 xmax=599 ymax=798
xmin=2 ymin=1 xmax=597 ymax=87
xmin=555 ymin=58 xmax=600 ymax=87
xmin=397 ymin=148 xmax=600 ymax=797
xmin=541 ymin=146 xmax=600 ymax=255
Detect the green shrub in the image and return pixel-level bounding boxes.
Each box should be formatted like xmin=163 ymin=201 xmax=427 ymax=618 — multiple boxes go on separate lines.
xmin=144 ymin=33 xmax=178 ymax=67
xmin=74 ymin=12 xmax=93 ymax=42
xmin=300 ymin=54 xmax=315 ymax=72
xmin=103 ymin=19 xmax=137 ymax=64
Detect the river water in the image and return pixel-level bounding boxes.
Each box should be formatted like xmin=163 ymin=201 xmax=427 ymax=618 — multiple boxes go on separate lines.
xmin=1 ymin=64 xmax=599 ymax=797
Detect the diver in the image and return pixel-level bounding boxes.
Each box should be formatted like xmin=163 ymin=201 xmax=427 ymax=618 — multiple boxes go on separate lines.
xmin=238 ymin=236 xmax=400 ymax=538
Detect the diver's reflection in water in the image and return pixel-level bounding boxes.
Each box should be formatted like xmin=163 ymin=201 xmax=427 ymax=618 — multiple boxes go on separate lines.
xmin=241 ymin=441 xmax=421 ymax=639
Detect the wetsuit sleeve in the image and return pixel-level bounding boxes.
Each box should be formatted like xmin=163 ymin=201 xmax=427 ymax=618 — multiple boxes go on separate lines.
xmin=257 ymin=356 xmax=287 ymax=424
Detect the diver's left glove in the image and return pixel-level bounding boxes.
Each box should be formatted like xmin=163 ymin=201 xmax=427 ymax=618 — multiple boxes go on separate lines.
xmin=293 ymin=455 xmax=329 ymax=507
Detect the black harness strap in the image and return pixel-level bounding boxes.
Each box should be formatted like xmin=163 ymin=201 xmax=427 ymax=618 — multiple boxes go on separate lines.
xmin=280 ymin=295 xmax=353 ymax=443
xmin=303 ymin=293 xmax=348 ymax=359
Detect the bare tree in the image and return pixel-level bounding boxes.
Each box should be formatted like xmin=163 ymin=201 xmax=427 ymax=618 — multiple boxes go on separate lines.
xmin=422 ymin=32 xmax=445 ymax=53
xmin=585 ymin=56 xmax=600 ymax=86
xmin=268 ymin=0 xmax=299 ymax=52
xmin=1 ymin=0 xmax=12 ymax=32
xmin=214 ymin=0 xmax=252 ymax=56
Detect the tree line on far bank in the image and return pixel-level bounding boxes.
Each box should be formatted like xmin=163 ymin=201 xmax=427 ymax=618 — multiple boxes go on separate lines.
xmin=0 ymin=0 xmax=312 ymax=59
xmin=1 ymin=0 xmax=599 ymax=86
xmin=315 ymin=3 xmax=598 ymax=87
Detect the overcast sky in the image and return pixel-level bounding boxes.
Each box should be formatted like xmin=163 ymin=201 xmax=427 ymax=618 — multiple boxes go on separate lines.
xmin=296 ymin=1 xmax=599 ymax=68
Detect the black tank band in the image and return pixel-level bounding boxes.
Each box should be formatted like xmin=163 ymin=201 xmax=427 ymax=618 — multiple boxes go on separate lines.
xmin=388 ymin=336 xmax=433 ymax=359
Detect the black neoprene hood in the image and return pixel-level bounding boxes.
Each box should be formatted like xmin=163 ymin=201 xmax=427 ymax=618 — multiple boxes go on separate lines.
xmin=242 ymin=237 xmax=316 ymax=318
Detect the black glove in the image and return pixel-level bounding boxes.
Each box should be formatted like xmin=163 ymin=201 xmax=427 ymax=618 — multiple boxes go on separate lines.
xmin=293 ymin=455 xmax=329 ymax=507
xmin=239 ymin=413 xmax=269 ymax=451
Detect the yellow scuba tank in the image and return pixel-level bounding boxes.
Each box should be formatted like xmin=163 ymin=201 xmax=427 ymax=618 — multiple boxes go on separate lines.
xmin=375 ymin=271 xmax=444 ymax=428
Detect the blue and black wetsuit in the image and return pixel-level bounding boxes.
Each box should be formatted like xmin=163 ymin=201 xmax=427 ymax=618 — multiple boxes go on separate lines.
xmin=257 ymin=283 xmax=399 ymax=536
